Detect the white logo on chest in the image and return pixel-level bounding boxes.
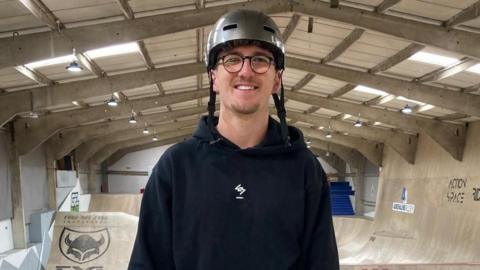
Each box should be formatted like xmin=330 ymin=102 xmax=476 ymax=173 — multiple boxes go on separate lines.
xmin=235 ymin=184 xmax=246 ymax=200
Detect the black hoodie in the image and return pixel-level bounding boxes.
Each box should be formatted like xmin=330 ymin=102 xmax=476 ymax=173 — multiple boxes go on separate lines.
xmin=128 ymin=116 xmax=339 ymax=270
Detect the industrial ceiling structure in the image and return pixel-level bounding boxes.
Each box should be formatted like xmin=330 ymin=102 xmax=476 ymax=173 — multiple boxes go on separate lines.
xmin=1 ymin=0 xmax=480 ymax=168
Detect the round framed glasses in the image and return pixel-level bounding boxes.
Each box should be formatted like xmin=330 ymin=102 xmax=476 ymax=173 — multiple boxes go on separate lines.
xmin=217 ymin=54 xmax=274 ymax=74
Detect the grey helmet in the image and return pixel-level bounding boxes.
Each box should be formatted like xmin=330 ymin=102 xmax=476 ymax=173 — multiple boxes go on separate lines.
xmin=205 ymin=9 xmax=290 ymax=146
xmin=205 ymin=9 xmax=285 ymax=71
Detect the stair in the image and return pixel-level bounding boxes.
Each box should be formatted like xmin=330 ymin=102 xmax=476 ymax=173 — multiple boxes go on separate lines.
xmin=330 ymin=181 xmax=355 ymax=216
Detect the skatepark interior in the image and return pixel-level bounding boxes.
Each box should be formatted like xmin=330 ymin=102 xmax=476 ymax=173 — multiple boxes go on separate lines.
xmin=1 ymin=0 xmax=480 ymax=269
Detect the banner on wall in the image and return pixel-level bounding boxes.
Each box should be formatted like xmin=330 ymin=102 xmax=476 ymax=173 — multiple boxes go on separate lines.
xmin=392 ymin=187 xmax=415 ymax=214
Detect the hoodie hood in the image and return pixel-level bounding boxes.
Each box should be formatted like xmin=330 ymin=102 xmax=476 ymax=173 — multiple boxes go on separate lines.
xmin=192 ymin=115 xmax=306 ymax=155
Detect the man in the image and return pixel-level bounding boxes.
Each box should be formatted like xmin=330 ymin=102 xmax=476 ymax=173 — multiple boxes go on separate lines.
xmin=128 ymin=9 xmax=339 ymax=270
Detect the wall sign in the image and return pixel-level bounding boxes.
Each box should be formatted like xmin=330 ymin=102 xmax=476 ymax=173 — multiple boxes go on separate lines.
xmin=446 ymin=178 xmax=467 ymax=204
xmin=392 ymin=187 xmax=415 ymax=214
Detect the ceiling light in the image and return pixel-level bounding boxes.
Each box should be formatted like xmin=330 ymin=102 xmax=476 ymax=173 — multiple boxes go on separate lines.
xmin=325 ymin=132 xmax=333 ymax=139
xmin=143 ymin=126 xmax=150 ymax=134
xmin=106 ymin=96 xmax=118 ymax=107
xmin=319 ymin=126 xmax=325 ymax=130
xmin=466 ymin=64 xmax=480 ymax=74
xmin=325 ymin=151 xmax=330 ymax=157
xmin=306 ymin=139 xmax=311 ymax=148
xmin=25 ymin=55 xmax=76 ymax=69
xmin=66 ymin=61 xmax=83 ymax=72
xmin=128 ymin=115 xmax=137 ymax=124
xmin=409 ymin=51 xmax=458 ymax=67
xmin=28 ymin=111 xmax=39 ymax=119
xmin=401 ymin=104 xmax=412 ymax=114
xmin=373 ymin=121 xmax=381 ymax=125
xmin=354 ymin=85 xmax=388 ymax=96
xmin=343 ymin=132 xmax=349 ymax=135
xmin=152 ymin=135 xmax=159 ymax=141
xmin=354 ymin=119 xmax=363 ymax=127
xmin=85 ymin=42 xmax=139 ymax=59
xmin=72 ymin=101 xmax=79 ymax=106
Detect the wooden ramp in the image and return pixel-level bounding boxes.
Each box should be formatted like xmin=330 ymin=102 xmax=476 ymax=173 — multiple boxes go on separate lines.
xmin=46 ymin=212 xmax=138 ymax=270
xmin=88 ymin=194 xmax=142 ymax=216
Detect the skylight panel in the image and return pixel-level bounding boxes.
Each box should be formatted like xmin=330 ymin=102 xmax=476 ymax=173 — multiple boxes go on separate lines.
xmin=466 ymin=63 xmax=480 ymax=74
xmin=396 ymin=96 xmax=425 ymax=105
xmin=353 ymin=85 xmax=388 ymax=96
xmin=85 ymin=42 xmax=139 ymax=59
xmin=25 ymin=55 xmax=76 ymax=69
xmin=409 ymin=52 xmax=458 ymax=67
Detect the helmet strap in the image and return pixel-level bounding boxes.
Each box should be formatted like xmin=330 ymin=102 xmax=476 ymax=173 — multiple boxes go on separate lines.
xmin=272 ymin=79 xmax=290 ymax=147
xmin=207 ymin=72 xmax=217 ymax=134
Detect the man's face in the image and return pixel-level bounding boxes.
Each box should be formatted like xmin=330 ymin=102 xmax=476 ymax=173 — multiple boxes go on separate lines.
xmin=211 ymin=45 xmax=281 ymax=116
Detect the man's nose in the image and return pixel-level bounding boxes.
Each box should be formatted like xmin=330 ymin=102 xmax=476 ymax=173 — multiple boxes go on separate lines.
xmin=238 ymin=58 xmax=255 ymax=77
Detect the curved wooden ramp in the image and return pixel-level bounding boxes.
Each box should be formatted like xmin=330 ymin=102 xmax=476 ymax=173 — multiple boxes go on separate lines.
xmin=46 ymin=212 xmax=138 ymax=270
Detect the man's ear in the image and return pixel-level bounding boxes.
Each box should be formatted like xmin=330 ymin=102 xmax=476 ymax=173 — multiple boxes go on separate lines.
xmin=272 ymin=70 xmax=283 ymax=94
xmin=210 ymin=70 xmax=219 ymax=93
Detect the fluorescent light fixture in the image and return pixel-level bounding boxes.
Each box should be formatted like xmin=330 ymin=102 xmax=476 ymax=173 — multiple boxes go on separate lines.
xmin=25 ymin=55 xmax=77 ymax=69
xmin=325 ymin=132 xmax=333 ymax=139
xmin=66 ymin=61 xmax=83 ymax=72
xmin=152 ymin=135 xmax=159 ymax=141
xmin=396 ymin=96 xmax=425 ymax=105
xmin=106 ymin=96 xmax=118 ymax=107
xmin=85 ymin=42 xmax=139 ymax=59
xmin=128 ymin=115 xmax=137 ymax=124
xmin=143 ymin=127 xmax=150 ymax=134
xmin=354 ymin=85 xmax=388 ymax=96
xmin=409 ymin=52 xmax=458 ymax=67
xmin=466 ymin=64 xmax=480 ymax=74
xmin=354 ymin=119 xmax=363 ymax=127
xmin=343 ymin=132 xmax=349 ymax=136
xmin=401 ymin=104 xmax=412 ymax=114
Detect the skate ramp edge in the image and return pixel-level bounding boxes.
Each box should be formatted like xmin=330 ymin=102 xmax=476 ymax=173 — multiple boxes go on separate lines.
xmin=46 ymin=212 xmax=138 ymax=270
xmin=87 ymin=193 xmax=142 ymax=216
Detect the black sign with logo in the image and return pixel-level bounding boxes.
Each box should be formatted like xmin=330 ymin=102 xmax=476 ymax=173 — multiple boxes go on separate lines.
xmin=59 ymin=227 xmax=110 ymax=264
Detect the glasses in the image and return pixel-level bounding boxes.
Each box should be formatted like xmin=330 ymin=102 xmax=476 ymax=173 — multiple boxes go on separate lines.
xmin=217 ymin=54 xmax=274 ymax=74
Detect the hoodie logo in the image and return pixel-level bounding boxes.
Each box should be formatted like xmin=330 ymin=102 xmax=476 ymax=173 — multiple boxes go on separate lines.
xmin=235 ymin=184 xmax=246 ymax=200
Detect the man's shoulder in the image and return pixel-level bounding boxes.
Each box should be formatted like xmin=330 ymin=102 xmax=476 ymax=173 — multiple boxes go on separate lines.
xmin=160 ymin=137 xmax=200 ymax=160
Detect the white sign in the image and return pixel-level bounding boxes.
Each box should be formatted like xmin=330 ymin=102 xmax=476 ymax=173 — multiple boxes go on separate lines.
xmin=392 ymin=202 xmax=415 ymax=214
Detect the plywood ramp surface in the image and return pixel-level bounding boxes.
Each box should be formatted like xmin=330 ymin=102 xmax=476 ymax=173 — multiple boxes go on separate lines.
xmin=47 ymin=212 xmax=138 ymax=270
xmin=337 ymin=122 xmax=480 ymax=266
xmin=88 ymin=194 xmax=142 ymax=216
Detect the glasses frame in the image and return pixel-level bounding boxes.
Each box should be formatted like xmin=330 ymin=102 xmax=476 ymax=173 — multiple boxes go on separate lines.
xmin=216 ymin=54 xmax=274 ymax=74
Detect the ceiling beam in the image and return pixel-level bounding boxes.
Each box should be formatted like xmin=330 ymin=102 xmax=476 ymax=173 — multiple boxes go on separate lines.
xmin=18 ymin=0 xmax=63 ymax=30
xmin=137 ymin=40 xmax=155 ymax=69
xmin=321 ymin=28 xmax=365 ymax=64
xmin=310 ymin=143 xmax=364 ymax=170
xmin=50 ymin=106 xmax=206 ymax=160
xmin=75 ymin=53 xmax=104 ymax=77
xmin=14 ymin=65 xmax=54 ymax=86
xmin=103 ymin=136 xmax=188 ymax=168
xmin=89 ymin=128 xmax=195 ymax=164
xmin=0 ymin=62 xmax=205 ymax=125
xmin=286 ymin=56 xmax=480 ymax=117
xmin=115 ymin=0 xmax=135 ymax=20
xmin=294 ymin=0 xmax=480 ymax=60
xmin=76 ymin=120 xmax=197 ymax=162
xmin=434 ymin=113 xmax=469 ymax=121
xmin=368 ymin=43 xmax=425 ymax=74
xmin=299 ymin=127 xmax=384 ymax=166
xmin=328 ymin=84 xmax=356 ymax=98
xmin=310 ymin=148 xmax=346 ymax=176
xmin=289 ymin=111 xmax=417 ymax=164
xmin=0 ymin=91 xmax=32 ymax=127
xmin=462 ymin=82 xmax=480 ymax=94
xmin=291 ymin=73 xmax=315 ymax=91
xmin=375 ymin=0 xmax=402 ymax=13
xmin=415 ymin=57 xmax=478 ymax=83
xmin=14 ymin=90 xmax=209 ymax=156
xmin=282 ymin=13 xmax=302 ymax=41
xmin=0 ymin=0 xmax=289 ymax=69
xmin=286 ymin=91 xmax=466 ymax=161
xmin=443 ymin=1 xmax=480 ymax=28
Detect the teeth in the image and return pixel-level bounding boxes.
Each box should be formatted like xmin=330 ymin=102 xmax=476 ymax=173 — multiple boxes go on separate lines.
xmin=236 ymin=85 xmax=255 ymax=90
